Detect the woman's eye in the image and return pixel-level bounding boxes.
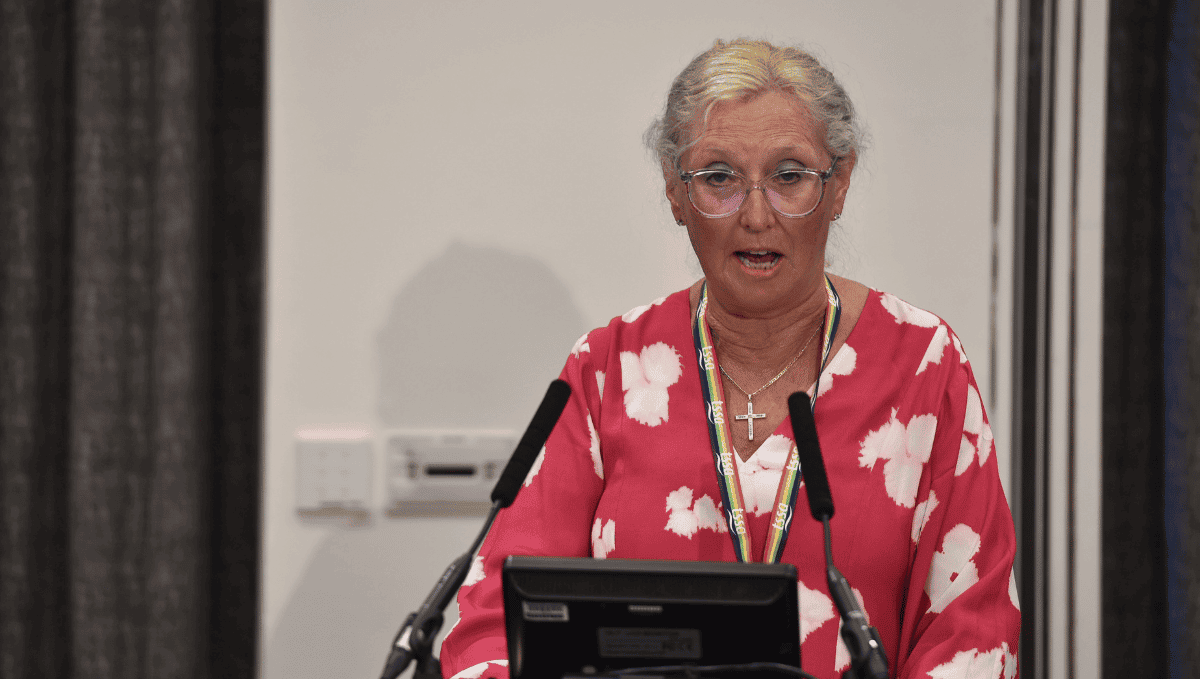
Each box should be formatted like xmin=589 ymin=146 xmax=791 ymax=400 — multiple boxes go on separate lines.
xmin=703 ymin=171 xmax=736 ymax=186
xmin=773 ymin=171 xmax=806 ymax=185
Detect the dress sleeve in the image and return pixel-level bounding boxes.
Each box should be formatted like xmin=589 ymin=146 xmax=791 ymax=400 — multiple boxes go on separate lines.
xmin=438 ymin=332 xmax=608 ymax=679
xmin=894 ymin=355 xmax=1021 ymax=679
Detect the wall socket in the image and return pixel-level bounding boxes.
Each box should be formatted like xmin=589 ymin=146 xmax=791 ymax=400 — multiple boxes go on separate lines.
xmin=385 ymin=430 xmax=516 ymax=516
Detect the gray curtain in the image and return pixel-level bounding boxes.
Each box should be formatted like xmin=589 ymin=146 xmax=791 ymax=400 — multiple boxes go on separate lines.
xmin=1103 ymin=0 xmax=1200 ymax=677
xmin=0 ymin=1 xmax=264 ymax=677
xmin=1163 ymin=0 xmax=1200 ymax=675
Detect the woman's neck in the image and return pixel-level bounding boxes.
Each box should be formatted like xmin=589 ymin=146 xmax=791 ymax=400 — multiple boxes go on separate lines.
xmin=692 ymin=278 xmax=829 ymax=376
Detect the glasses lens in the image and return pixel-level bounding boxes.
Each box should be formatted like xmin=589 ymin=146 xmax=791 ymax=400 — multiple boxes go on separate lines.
xmin=689 ymin=170 xmax=824 ymax=217
xmin=689 ymin=172 xmax=745 ymax=217
xmin=764 ymin=171 xmax=823 ymax=217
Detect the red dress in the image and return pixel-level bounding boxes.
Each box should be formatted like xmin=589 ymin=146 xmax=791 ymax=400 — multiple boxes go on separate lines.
xmin=439 ymin=287 xmax=1020 ymax=679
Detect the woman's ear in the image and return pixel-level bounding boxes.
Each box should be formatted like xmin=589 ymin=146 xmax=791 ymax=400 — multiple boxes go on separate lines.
xmin=830 ymin=151 xmax=857 ymax=214
xmin=663 ymin=162 xmax=687 ymax=224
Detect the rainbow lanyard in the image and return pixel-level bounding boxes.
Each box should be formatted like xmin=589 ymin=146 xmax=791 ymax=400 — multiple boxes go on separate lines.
xmin=692 ymin=276 xmax=842 ymax=563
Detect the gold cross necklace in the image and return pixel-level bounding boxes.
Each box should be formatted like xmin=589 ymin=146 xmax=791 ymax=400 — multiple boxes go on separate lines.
xmin=718 ymin=325 xmax=820 ymax=441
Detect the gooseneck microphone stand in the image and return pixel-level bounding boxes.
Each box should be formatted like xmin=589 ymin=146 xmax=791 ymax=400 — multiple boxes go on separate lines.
xmin=378 ymin=380 xmax=572 ymax=679
xmin=788 ymin=392 xmax=889 ymax=679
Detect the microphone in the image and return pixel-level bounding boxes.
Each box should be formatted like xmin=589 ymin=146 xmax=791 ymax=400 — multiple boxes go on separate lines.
xmin=380 ymin=380 xmax=573 ymax=679
xmin=789 ymin=392 xmax=834 ymax=521
xmin=491 ymin=379 xmax=572 ymax=507
xmin=787 ymin=393 xmax=888 ymax=679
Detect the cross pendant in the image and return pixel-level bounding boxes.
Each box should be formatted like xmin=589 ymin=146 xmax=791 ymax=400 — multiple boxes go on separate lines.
xmin=734 ymin=399 xmax=767 ymax=441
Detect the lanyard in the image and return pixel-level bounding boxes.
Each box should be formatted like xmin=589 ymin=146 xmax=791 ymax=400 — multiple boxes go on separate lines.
xmin=692 ymin=276 xmax=842 ymax=563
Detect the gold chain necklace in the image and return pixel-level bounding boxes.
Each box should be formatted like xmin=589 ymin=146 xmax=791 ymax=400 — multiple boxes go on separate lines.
xmin=718 ymin=325 xmax=820 ymax=441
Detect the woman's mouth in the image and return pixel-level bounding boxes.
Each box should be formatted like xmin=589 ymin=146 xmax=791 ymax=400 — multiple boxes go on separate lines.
xmin=736 ymin=251 xmax=781 ymax=270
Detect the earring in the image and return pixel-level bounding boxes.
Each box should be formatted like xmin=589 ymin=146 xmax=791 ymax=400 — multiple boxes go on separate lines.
xmin=676 ymin=219 xmax=686 ymax=226
xmin=832 ymin=212 xmax=842 ymax=221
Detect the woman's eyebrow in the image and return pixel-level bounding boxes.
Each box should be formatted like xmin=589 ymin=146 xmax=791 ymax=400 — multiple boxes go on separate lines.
xmin=690 ymin=144 xmax=821 ymax=168
xmin=690 ymin=145 xmax=733 ymax=158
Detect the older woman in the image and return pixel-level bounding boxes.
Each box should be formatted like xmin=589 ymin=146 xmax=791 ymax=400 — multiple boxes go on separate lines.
xmin=440 ymin=39 xmax=1019 ymax=679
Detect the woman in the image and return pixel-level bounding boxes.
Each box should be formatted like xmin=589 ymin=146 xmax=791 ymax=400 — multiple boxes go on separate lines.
xmin=440 ymin=39 xmax=1019 ymax=679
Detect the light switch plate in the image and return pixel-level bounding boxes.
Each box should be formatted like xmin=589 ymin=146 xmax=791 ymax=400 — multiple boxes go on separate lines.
xmin=296 ymin=435 xmax=373 ymax=523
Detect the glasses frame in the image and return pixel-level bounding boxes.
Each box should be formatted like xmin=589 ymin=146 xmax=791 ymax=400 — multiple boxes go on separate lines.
xmin=678 ymin=158 xmax=840 ymax=219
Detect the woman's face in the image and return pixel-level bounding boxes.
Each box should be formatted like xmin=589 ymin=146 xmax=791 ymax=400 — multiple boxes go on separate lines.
xmin=666 ymin=89 xmax=854 ymax=318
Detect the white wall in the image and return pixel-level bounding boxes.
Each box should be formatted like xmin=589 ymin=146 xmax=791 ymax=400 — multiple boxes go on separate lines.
xmin=1046 ymin=1 xmax=1108 ymax=677
xmin=263 ymin=2 xmax=1003 ymax=677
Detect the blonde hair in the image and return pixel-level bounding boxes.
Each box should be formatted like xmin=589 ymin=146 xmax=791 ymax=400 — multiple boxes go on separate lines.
xmin=645 ymin=38 xmax=865 ymax=175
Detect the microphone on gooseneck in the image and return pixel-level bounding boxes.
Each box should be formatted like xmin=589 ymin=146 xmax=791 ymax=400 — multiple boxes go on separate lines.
xmin=789 ymin=392 xmax=834 ymax=521
xmin=379 ymin=380 xmax=572 ymax=679
xmin=788 ymin=392 xmax=889 ymax=679
xmin=491 ymin=378 xmax=572 ymax=507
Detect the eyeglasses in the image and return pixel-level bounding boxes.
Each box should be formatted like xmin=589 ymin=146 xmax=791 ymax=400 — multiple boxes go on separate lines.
xmin=678 ymin=158 xmax=839 ymax=219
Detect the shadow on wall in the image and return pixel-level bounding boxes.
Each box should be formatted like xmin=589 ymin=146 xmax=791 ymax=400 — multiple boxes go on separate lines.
xmin=265 ymin=242 xmax=587 ymax=679
xmin=264 ymin=520 xmax=480 ymax=679
xmin=378 ymin=240 xmax=588 ymax=429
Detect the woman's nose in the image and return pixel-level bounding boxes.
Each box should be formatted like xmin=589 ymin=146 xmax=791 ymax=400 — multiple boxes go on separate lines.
xmin=739 ymin=185 xmax=774 ymax=231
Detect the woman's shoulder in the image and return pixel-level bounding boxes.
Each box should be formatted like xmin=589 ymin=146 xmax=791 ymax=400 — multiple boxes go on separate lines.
xmin=857 ymin=287 xmax=962 ymax=340
xmin=568 ymin=287 xmax=693 ymax=360
xmin=843 ymin=283 xmax=976 ymax=380
xmin=826 ymin=275 xmax=961 ymax=339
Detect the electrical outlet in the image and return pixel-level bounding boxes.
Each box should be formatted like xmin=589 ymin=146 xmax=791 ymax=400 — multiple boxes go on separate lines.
xmin=385 ymin=430 xmax=516 ymax=516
